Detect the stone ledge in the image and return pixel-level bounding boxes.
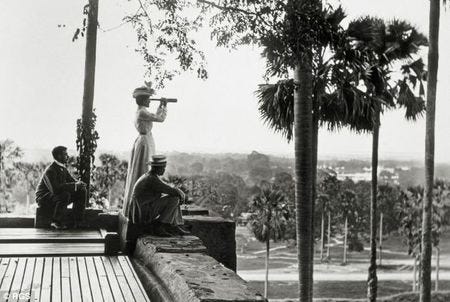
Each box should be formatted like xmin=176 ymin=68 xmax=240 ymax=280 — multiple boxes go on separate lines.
xmin=96 ymin=212 xmax=119 ymax=232
xmin=134 ymin=236 xmax=266 ymax=302
xmin=138 ymin=235 xmax=207 ymax=255
xmin=0 ymin=215 xmax=34 ymax=228
xmin=184 ymin=216 xmax=237 ymax=271
xmin=181 ymin=205 xmax=209 ymax=216
xmin=35 ymin=207 xmax=103 ymax=228
xmin=184 ymin=215 xmax=233 ymax=223
xmin=131 ymin=258 xmax=175 ymax=302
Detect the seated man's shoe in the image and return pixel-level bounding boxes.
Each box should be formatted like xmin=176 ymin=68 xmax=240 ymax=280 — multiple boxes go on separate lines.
xmin=170 ymin=225 xmax=190 ymax=236
xmin=152 ymin=223 xmax=174 ymax=237
xmin=50 ymin=221 xmax=68 ymax=230
xmin=73 ymin=221 xmax=90 ymax=229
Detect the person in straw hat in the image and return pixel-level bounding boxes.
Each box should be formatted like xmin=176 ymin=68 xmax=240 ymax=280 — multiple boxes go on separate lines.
xmin=128 ymin=155 xmax=189 ymax=237
xmin=123 ymin=84 xmax=168 ymax=218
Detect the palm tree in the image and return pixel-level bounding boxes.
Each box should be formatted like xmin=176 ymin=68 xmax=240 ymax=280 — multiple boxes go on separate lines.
xmin=248 ymin=183 xmax=290 ymax=299
xmin=337 ymin=189 xmax=357 ymax=265
xmin=257 ymin=16 xmax=428 ymax=301
xmin=421 ymin=1 xmax=443 ymax=301
xmin=316 ymin=171 xmax=340 ymax=261
xmin=349 ymin=18 xmax=427 ymax=301
xmin=258 ymin=10 xmax=378 ymax=298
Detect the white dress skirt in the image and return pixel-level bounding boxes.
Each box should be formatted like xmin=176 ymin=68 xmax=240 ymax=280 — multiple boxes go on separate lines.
xmin=122 ymin=105 xmax=167 ymax=218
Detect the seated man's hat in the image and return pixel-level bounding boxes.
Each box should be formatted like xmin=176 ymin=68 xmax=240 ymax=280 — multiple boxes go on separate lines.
xmin=133 ymin=85 xmax=154 ymax=98
xmin=149 ymin=155 xmax=167 ymax=166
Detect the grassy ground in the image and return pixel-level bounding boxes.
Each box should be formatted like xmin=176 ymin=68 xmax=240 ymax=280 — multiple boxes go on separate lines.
xmin=237 ymin=226 xmax=450 ymax=300
xmin=237 ymin=226 xmax=450 ymax=271
xmin=249 ymin=280 xmax=450 ymax=300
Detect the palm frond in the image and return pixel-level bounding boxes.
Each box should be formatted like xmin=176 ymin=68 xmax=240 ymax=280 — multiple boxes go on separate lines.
xmin=255 ymin=80 xmax=294 ymax=142
xmin=320 ymin=86 xmax=375 ymax=133
xmin=248 ymin=184 xmax=290 ymax=243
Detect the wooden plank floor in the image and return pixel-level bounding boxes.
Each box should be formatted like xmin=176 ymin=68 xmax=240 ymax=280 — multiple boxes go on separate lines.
xmin=0 ymin=228 xmax=104 ymax=243
xmin=0 ymin=256 xmax=150 ymax=302
xmin=0 ymin=243 xmax=105 ymax=257
xmin=0 ymin=228 xmax=106 ymax=256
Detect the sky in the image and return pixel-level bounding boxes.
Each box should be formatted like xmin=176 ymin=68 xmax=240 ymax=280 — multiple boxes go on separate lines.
xmin=1 ymin=0 xmax=450 ymax=162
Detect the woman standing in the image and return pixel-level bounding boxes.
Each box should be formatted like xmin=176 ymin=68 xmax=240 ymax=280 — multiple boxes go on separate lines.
xmin=123 ymin=85 xmax=167 ymax=217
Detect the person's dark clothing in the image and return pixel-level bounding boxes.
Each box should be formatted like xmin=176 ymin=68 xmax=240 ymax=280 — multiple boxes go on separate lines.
xmin=35 ymin=162 xmax=86 ymax=224
xmin=129 ymin=173 xmax=183 ymax=225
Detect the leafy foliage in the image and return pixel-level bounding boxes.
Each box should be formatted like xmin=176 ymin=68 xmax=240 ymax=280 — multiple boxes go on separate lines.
xmin=72 ymin=3 xmax=90 ymax=42
xmin=256 ymin=15 xmax=428 ymax=142
xmin=91 ymin=153 xmax=128 ymax=208
xmin=124 ymin=0 xmax=208 ymax=88
xmin=0 ymin=139 xmax=23 ymax=170
xmin=76 ymin=109 xmax=99 ymax=193
xmin=399 ymin=181 xmax=450 ymax=257
xmin=248 ymin=183 xmax=290 ymax=243
xmin=0 ymin=140 xmax=23 ymax=213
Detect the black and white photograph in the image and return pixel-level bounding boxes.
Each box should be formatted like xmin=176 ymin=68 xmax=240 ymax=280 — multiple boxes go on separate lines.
xmin=0 ymin=0 xmax=449 ymax=301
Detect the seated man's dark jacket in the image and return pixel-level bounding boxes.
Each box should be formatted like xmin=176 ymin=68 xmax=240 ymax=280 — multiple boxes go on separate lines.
xmin=35 ymin=162 xmax=78 ymax=203
xmin=132 ymin=173 xmax=179 ymax=202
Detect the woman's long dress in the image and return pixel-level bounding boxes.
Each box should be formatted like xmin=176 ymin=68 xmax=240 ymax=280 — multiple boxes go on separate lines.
xmin=123 ymin=106 xmax=167 ymax=218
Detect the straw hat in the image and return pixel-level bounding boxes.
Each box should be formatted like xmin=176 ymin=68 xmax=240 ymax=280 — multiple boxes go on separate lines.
xmin=132 ymin=85 xmax=154 ymax=98
xmin=149 ymin=155 xmax=167 ymax=166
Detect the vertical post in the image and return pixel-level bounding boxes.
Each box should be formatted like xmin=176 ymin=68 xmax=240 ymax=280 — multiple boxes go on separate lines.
xmin=320 ymin=212 xmax=325 ymax=261
xmin=368 ymin=109 xmax=380 ymax=302
xmin=80 ymin=0 xmax=99 ymax=206
xmin=421 ymin=0 xmax=440 ymax=301
xmin=379 ymin=213 xmax=383 ymax=266
xmin=413 ymin=256 xmax=417 ymax=292
xmin=327 ymin=211 xmax=331 ymax=259
xmin=26 ymin=193 xmax=30 ymax=215
xmin=264 ymin=237 xmax=269 ymax=299
xmin=343 ymin=217 xmax=348 ymax=265
xmin=435 ymin=247 xmax=440 ymax=291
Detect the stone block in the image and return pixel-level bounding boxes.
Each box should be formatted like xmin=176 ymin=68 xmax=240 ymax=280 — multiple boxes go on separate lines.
xmin=118 ymin=212 xmax=143 ymax=254
xmin=0 ymin=215 xmax=34 ymax=228
xmin=131 ymin=259 xmax=175 ymax=302
xmin=95 ymin=212 xmax=119 ymax=232
xmin=134 ymin=243 xmax=265 ymax=302
xmin=184 ymin=215 xmax=237 ymax=271
xmin=181 ymin=205 xmax=209 ymax=216
xmin=35 ymin=206 xmax=103 ymax=228
xmin=138 ymin=235 xmax=207 ymax=255
xmin=104 ymin=232 xmax=120 ymax=255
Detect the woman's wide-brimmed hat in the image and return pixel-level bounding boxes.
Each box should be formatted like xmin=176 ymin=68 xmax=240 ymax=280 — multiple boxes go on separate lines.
xmin=132 ymin=85 xmax=154 ymax=98
xmin=149 ymin=155 xmax=167 ymax=166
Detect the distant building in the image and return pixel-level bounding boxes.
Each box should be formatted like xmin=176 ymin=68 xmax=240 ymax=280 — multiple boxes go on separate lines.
xmin=336 ymin=166 xmax=399 ymax=184
xmin=337 ymin=172 xmax=372 ymax=182
xmin=237 ymin=212 xmax=252 ymax=226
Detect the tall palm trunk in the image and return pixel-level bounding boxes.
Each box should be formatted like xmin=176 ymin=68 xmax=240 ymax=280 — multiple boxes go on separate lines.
xmin=327 ymin=211 xmax=331 ymax=258
xmin=379 ymin=212 xmax=383 ymax=266
xmin=320 ymin=212 xmax=325 ymax=261
xmin=80 ymin=0 xmax=99 ymax=203
xmin=343 ymin=217 xmax=348 ymax=265
xmin=368 ymin=109 xmax=380 ymax=302
xmin=435 ymin=247 xmax=440 ymax=291
xmin=294 ymin=59 xmax=314 ymax=302
xmin=265 ymin=236 xmax=270 ymax=298
xmin=413 ymin=255 xmax=418 ymax=292
xmin=421 ymin=1 xmax=440 ymax=301
xmin=310 ymin=92 xmax=319 ymax=291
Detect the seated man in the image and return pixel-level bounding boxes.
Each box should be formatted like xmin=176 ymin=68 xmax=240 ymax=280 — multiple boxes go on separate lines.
xmin=35 ymin=146 xmax=87 ymax=229
xmin=129 ymin=155 xmax=189 ymax=237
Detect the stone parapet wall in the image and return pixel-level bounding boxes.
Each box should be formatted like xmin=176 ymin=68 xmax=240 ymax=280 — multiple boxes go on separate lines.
xmin=184 ymin=215 xmax=237 ymax=271
xmin=133 ymin=235 xmax=266 ymax=302
xmin=119 ymin=207 xmax=237 ymax=271
xmin=35 ymin=207 xmax=104 ymax=228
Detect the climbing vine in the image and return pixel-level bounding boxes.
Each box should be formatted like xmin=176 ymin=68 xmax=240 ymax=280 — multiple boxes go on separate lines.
xmin=76 ymin=110 xmax=99 ymax=189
